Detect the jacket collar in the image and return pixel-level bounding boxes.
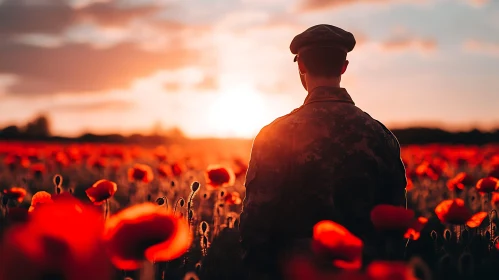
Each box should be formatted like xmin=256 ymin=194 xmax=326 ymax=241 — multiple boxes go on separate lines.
xmin=303 ymin=86 xmax=355 ymax=105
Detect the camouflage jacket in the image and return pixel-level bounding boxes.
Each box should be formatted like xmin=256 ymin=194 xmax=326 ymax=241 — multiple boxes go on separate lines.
xmin=239 ymin=86 xmax=407 ymax=269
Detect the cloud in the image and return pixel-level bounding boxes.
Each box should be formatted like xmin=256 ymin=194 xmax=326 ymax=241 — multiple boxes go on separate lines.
xmin=294 ymin=0 xmax=418 ymax=12
xmin=50 ymin=99 xmax=135 ymax=112
xmin=0 ymin=41 xmax=201 ymax=94
xmin=467 ymin=0 xmax=489 ymax=8
xmin=0 ymin=0 xmax=165 ymax=36
xmin=463 ymin=39 xmax=499 ymax=56
xmin=381 ymin=37 xmax=436 ymax=52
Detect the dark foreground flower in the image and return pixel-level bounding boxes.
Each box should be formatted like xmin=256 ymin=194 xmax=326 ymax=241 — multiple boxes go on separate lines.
xmin=85 ymin=179 xmax=118 ymax=205
xmin=370 ymin=204 xmax=428 ymax=240
xmin=312 ymin=220 xmax=363 ymax=270
xmin=103 ymin=203 xmax=191 ymax=270
xmin=0 ymin=197 xmax=111 ymax=280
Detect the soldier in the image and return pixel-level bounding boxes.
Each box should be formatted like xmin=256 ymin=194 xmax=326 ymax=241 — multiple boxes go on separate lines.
xmin=239 ymin=24 xmax=407 ymax=279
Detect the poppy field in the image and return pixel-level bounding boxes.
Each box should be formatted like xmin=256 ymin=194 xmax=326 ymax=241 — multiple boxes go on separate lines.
xmin=1 ymin=140 xmax=499 ymax=280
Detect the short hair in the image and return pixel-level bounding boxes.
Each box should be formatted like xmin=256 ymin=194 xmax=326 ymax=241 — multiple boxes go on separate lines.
xmin=298 ymin=47 xmax=347 ymax=78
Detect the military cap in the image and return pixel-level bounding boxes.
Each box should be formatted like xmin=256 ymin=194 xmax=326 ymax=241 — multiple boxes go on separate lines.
xmin=290 ymin=24 xmax=356 ymax=56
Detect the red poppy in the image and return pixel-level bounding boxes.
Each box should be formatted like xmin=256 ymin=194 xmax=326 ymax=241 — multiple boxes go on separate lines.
xmin=0 ymin=197 xmax=111 ymax=280
xmin=312 ymin=220 xmax=363 ymax=270
xmin=435 ymin=199 xmax=473 ymax=225
xmin=476 ymin=177 xmax=499 ymax=194
xmin=366 ymin=261 xmax=417 ymax=280
xmin=157 ymin=164 xmax=171 ymax=178
xmin=447 ymin=172 xmax=474 ymax=191
xmin=30 ymin=163 xmax=46 ymax=178
xmin=492 ymin=192 xmax=499 ymax=208
xmin=405 ymin=178 xmax=413 ymax=192
xmin=29 ymin=191 xmax=53 ymax=212
xmin=85 ymin=179 xmax=118 ymax=205
xmin=205 ymin=165 xmax=235 ymax=188
xmin=465 ymin=212 xmax=488 ymax=228
xmin=3 ymin=187 xmax=27 ymax=203
xmin=154 ymin=146 xmax=168 ymax=162
xmin=128 ymin=164 xmax=154 ymax=183
xmin=103 ymin=203 xmax=191 ymax=270
xmin=370 ymin=205 xmax=427 ymax=240
xmin=171 ymin=162 xmax=183 ymax=176
xmin=224 ymin=192 xmax=242 ymax=205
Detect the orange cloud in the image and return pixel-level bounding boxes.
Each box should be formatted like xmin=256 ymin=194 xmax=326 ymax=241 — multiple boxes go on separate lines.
xmin=381 ymin=37 xmax=436 ymax=52
xmin=463 ymin=39 xmax=499 ymax=56
xmin=0 ymin=0 xmax=165 ymax=35
xmin=0 ymin=42 xmax=201 ymax=94
xmin=295 ymin=0 xmax=418 ymax=12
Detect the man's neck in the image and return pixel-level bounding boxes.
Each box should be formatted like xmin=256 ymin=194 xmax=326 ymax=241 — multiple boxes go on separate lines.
xmin=306 ymin=76 xmax=341 ymax=93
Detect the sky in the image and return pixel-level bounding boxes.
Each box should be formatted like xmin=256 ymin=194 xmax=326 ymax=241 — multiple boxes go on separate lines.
xmin=0 ymin=0 xmax=498 ymax=138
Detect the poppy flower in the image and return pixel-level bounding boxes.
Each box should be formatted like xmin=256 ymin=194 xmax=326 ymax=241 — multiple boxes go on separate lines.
xmin=128 ymin=164 xmax=154 ymax=183
xmin=171 ymin=162 xmax=183 ymax=176
xmin=157 ymin=164 xmax=171 ymax=178
xmin=370 ymin=205 xmax=427 ymax=240
xmin=312 ymin=220 xmax=363 ymax=270
xmin=30 ymin=163 xmax=46 ymax=179
xmin=85 ymin=179 xmax=118 ymax=205
xmin=29 ymin=191 xmax=53 ymax=212
xmin=0 ymin=197 xmax=111 ymax=280
xmin=89 ymin=157 xmax=107 ymax=171
xmin=434 ymin=199 xmax=485 ymax=228
xmin=154 ymin=146 xmax=168 ymax=162
xmin=492 ymin=192 xmax=499 ymax=208
xmin=205 ymin=165 xmax=235 ymax=188
xmin=366 ymin=261 xmax=418 ymax=280
xmin=3 ymin=187 xmax=27 ymax=203
xmin=103 ymin=203 xmax=191 ymax=270
xmin=405 ymin=178 xmax=413 ymax=192
xmin=465 ymin=211 xmax=488 ymax=228
xmin=447 ymin=172 xmax=474 ymax=192
xmin=476 ymin=177 xmax=499 ymax=194
xmin=224 ymin=192 xmax=242 ymax=205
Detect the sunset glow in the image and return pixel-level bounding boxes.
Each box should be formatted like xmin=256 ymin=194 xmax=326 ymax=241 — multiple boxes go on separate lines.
xmin=207 ymin=85 xmax=269 ymax=138
xmin=0 ymin=0 xmax=498 ymax=138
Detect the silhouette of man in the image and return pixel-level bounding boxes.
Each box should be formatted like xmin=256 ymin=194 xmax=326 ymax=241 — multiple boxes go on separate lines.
xmin=239 ymin=24 xmax=407 ymax=279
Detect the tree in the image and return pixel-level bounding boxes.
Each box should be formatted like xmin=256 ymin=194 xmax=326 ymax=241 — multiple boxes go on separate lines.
xmin=24 ymin=115 xmax=51 ymax=138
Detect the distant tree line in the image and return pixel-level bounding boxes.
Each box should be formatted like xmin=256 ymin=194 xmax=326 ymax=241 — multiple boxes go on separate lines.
xmin=0 ymin=115 xmax=498 ymax=145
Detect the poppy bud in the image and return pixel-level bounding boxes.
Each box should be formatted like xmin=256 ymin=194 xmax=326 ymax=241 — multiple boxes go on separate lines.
xmin=200 ymin=221 xmax=208 ymax=233
xmin=54 ymin=174 xmax=62 ymax=186
xmin=191 ymin=181 xmax=200 ymax=193
xmin=203 ymin=193 xmax=208 ymax=199
xmin=171 ymin=181 xmax=175 ymax=187
xmin=179 ymin=198 xmax=185 ymax=207
xmin=443 ymin=229 xmax=451 ymax=241
xmin=195 ymin=262 xmax=202 ymax=272
xmin=430 ymin=230 xmax=438 ymax=241
xmin=156 ymin=197 xmax=165 ymax=206
xmin=147 ymin=194 xmax=152 ymax=202
xmin=220 ymin=191 xmax=225 ymax=198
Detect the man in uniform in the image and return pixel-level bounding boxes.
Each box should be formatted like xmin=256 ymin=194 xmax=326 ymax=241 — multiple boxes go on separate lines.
xmin=239 ymin=24 xmax=407 ymax=279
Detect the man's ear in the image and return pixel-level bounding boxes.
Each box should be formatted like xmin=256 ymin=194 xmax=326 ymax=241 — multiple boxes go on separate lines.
xmin=297 ymin=58 xmax=307 ymax=75
xmin=341 ymin=60 xmax=349 ymax=75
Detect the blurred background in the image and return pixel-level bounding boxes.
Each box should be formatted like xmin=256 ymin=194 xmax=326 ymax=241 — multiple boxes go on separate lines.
xmin=0 ymin=0 xmax=498 ymax=141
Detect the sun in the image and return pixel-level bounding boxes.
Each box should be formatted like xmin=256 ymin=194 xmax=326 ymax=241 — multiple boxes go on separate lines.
xmin=207 ymin=85 xmax=269 ymax=138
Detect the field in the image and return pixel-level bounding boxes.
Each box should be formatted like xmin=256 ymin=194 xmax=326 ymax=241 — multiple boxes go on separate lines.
xmin=1 ymin=140 xmax=499 ymax=280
